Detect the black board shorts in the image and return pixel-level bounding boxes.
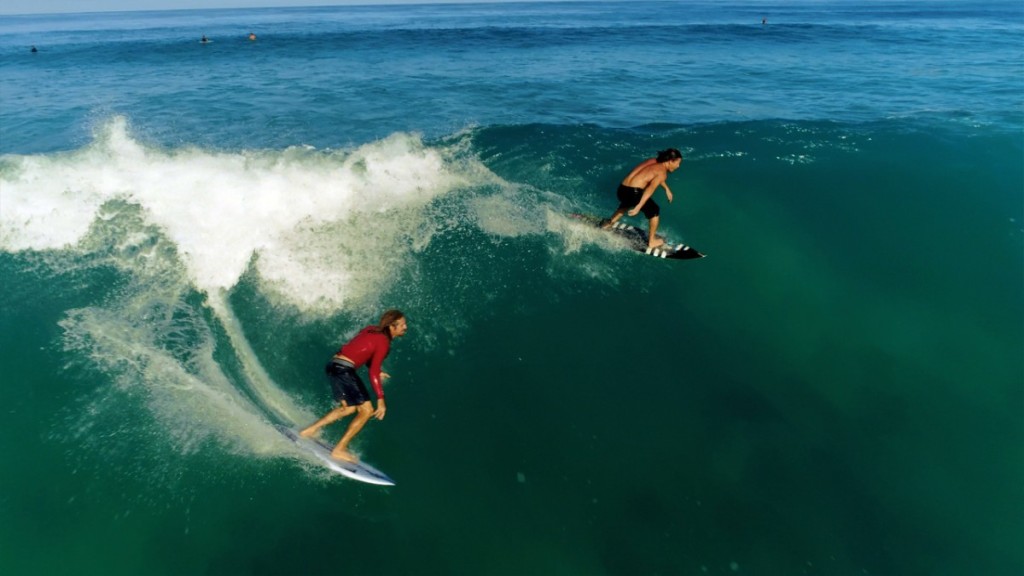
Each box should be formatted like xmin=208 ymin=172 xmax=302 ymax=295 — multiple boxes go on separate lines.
xmin=616 ymin=184 xmax=660 ymax=219
xmin=325 ymin=359 xmax=371 ymax=406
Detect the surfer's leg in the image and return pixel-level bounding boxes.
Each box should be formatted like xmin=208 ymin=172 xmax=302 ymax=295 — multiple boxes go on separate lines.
xmin=606 ymin=184 xmax=639 ymax=227
xmin=331 ymin=402 xmax=374 ymax=462
xmin=646 ymin=215 xmax=665 ymax=249
xmin=300 ymin=403 xmax=355 ymax=437
xmin=603 ymin=208 xmax=627 ymax=228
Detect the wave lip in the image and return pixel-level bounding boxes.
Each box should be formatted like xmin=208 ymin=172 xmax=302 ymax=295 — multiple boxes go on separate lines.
xmin=0 ymin=116 xmax=470 ymax=310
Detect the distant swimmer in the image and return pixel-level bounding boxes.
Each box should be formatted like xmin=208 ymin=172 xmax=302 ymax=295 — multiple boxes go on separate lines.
xmin=762 ymin=17 xmax=767 ymax=25
xmin=300 ymin=310 xmax=408 ymax=463
xmin=30 ymin=45 xmax=38 ymax=53
xmin=200 ymin=35 xmax=210 ymax=43
xmin=248 ymin=32 xmax=256 ymax=41
xmin=603 ymin=148 xmax=684 ymax=250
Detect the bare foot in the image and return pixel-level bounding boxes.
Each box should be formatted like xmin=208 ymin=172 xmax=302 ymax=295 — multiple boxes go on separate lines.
xmin=299 ymin=427 xmax=316 ymax=438
xmin=331 ymin=449 xmax=359 ymax=463
xmin=647 ymin=238 xmax=666 ymax=249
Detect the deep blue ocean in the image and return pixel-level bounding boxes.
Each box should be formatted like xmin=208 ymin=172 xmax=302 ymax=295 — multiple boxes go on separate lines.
xmin=1 ymin=2 xmax=1022 ymax=575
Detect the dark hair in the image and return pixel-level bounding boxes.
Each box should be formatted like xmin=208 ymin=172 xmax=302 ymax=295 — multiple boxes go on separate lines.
xmin=656 ymin=148 xmax=682 ymax=163
xmin=371 ymin=309 xmax=406 ymax=339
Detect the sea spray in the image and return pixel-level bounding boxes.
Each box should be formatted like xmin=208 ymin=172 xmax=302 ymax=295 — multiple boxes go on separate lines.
xmin=2 ymin=3 xmax=1020 ymax=573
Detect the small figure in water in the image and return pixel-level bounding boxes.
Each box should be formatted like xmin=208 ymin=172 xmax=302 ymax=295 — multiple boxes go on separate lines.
xmin=301 ymin=310 xmax=408 ymax=463
xmin=30 ymin=45 xmax=38 ymax=53
xmin=603 ymin=148 xmax=684 ymax=249
xmin=248 ymin=32 xmax=256 ymax=41
xmin=762 ymin=17 xmax=767 ymax=25
xmin=200 ymin=35 xmax=210 ymax=43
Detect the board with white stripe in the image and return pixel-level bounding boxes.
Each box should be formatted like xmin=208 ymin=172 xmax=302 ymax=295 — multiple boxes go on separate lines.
xmin=570 ymin=213 xmax=705 ymax=260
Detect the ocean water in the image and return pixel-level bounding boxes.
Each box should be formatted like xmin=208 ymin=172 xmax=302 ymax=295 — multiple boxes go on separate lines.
xmin=1 ymin=1 xmax=1022 ymax=575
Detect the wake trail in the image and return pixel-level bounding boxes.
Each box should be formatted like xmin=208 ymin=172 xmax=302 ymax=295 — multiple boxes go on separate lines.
xmin=206 ymin=290 xmax=315 ymax=429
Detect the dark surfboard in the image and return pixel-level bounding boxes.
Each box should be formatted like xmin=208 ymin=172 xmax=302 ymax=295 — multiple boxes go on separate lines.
xmin=570 ymin=214 xmax=705 ymax=260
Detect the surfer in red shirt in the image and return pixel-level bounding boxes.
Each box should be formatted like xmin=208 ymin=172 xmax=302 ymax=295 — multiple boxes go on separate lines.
xmin=300 ymin=309 xmax=408 ymax=463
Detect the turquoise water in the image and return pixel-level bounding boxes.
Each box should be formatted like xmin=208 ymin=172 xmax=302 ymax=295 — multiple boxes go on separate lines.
xmin=1 ymin=2 xmax=1022 ymax=575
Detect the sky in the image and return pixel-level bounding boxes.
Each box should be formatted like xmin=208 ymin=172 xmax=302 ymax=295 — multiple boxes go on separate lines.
xmin=3 ymin=0 xmax=584 ymax=16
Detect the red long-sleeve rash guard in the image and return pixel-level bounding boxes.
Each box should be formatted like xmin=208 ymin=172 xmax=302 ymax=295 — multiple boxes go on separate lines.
xmin=339 ymin=326 xmax=391 ymax=399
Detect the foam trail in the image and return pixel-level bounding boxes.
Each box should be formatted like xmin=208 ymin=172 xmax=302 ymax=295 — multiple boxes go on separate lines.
xmin=58 ymin=279 xmax=282 ymax=457
xmin=206 ymin=290 xmax=314 ymax=427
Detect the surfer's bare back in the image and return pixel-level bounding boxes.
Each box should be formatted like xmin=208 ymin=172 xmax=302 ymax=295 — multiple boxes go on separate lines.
xmin=603 ymin=148 xmax=683 ymax=249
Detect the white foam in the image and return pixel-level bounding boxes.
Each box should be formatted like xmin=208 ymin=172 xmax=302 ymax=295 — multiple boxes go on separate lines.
xmin=544 ymin=211 xmax=624 ymax=256
xmin=58 ymin=277 xmax=289 ymax=458
xmin=469 ymin=192 xmax=545 ymax=238
xmin=1 ymin=117 xmax=468 ymax=311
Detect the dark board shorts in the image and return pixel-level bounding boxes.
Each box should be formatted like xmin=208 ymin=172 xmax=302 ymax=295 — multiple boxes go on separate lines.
xmin=616 ymin=184 xmax=660 ymax=219
xmin=325 ymin=359 xmax=371 ymax=406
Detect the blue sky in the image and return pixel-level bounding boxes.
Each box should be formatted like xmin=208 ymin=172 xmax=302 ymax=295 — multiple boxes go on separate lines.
xmin=2 ymin=0 xmax=581 ymax=16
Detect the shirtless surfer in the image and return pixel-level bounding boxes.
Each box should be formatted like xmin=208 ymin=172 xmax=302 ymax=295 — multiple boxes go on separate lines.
xmin=603 ymin=148 xmax=683 ymax=249
xmin=300 ymin=310 xmax=408 ymax=463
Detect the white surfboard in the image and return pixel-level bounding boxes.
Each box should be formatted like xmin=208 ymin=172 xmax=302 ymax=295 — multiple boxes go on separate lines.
xmin=276 ymin=425 xmax=395 ymax=486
